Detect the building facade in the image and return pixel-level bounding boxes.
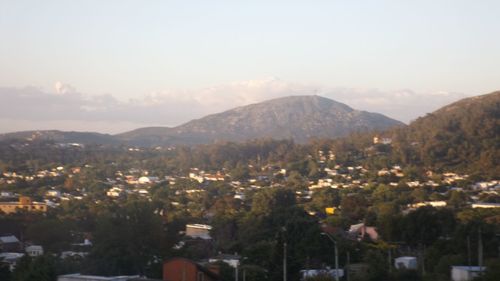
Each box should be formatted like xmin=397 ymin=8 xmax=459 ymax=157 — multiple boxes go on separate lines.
xmin=163 ymin=258 xmax=220 ymax=281
xmin=0 ymin=196 xmax=47 ymax=214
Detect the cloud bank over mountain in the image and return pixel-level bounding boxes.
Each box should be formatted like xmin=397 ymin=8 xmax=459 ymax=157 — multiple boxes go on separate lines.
xmin=0 ymin=79 xmax=470 ymax=134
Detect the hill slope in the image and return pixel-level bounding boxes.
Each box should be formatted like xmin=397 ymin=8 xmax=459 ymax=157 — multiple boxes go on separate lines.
xmin=118 ymin=95 xmax=404 ymax=145
xmin=391 ymin=91 xmax=500 ymax=175
xmin=0 ymin=130 xmax=117 ymax=145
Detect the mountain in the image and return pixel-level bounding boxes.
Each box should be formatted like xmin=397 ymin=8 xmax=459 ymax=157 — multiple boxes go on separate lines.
xmin=391 ymin=91 xmax=500 ymax=176
xmin=0 ymin=130 xmax=117 ymax=145
xmin=117 ymin=95 xmax=404 ymax=145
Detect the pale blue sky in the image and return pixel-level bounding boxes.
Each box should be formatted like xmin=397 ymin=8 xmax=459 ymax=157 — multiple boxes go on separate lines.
xmin=0 ymin=1 xmax=499 ymax=133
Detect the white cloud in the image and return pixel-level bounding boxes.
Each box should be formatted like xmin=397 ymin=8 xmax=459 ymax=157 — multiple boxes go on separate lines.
xmin=323 ymin=87 xmax=468 ymax=122
xmin=54 ymin=81 xmax=77 ymax=95
xmin=0 ymin=79 xmax=472 ymax=134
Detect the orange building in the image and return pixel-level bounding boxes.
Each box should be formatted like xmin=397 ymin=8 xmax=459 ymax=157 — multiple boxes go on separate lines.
xmin=163 ymin=258 xmax=220 ymax=281
xmin=0 ymin=196 xmax=47 ymax=214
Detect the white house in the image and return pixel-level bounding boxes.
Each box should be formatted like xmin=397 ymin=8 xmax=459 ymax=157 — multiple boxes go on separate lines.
xmin=472 ymin=202 xmax=500 ymax=208
xmin=189 ymin=173 xmax=204 ymax=183
xmin=185 ymin=224 xmax=212 ymax=240
xmin=106 ymin=187 xmax=124 ymax=198
xmin=138 ymin=176 xmax=159 ymax=184
xmin=451 ymin=266 xmax=485 ymax=281
xmin=46 ymin=190 xmax=62 ymax=197
xmin=373 ymin=136 xmax=392 ymax=145
xmin=209 ymin=253 xmax=241 ymax=268
xmin=409 ymin=201 xmax=447 ymax=208
xmin=25 ymin=245 xmax=44 ymax=257
xmin=300 ymin=269 xmax=344 ymax=280
xmin=394 ymin=256 xmax=417 ymax=270
xmin=0 ymin=252 xmax=24 ymax=271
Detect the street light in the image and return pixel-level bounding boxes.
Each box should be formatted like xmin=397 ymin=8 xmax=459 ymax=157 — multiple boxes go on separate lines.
xmin=321 ymin=232 xmax=339 ymax=281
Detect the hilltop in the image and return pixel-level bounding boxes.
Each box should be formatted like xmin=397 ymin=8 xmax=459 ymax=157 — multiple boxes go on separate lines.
xmin=117 ymin=95 xmax=403 ymax=145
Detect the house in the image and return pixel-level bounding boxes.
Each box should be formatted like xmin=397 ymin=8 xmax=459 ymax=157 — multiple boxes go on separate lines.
xmin=394 ymin=256 xmax=417 ymax=270
xmin=46 ymin=190 xmax=62 ymax=197
xmin=451 ymin=266 xmax=486 ymax=281
xmin=406 ymin=181 xmax=421 ymax=188
xmin=0 ymin=191 xmax=15 ymax=198
xmin=325 ymin=207 xmax=336 ymax=215
xmin=373 ymin=136 xmax=392 ymax=145
xmin=107 ymin=187 xmax=125 ymax=198
xmin=409 ymin=201 xmax=447 ymax=208
xmin=0 ymin=196 xmax=47 ymax=214
xmin=138 ymin=176 xmax=159 ymax=184
xmin=189 ymin=173 xmax=204 ymax=183
xmin=25 ymin=245 xmax=44 ymax=257
xmin=472 ymin=202 xmax=500 ymax=208
xmin=60 ymin=251 xmax=88 ymax=259
xmin=300 ymin=269 xmax=344 ymax=281
xmin=57 ymin=274 xmax=141 ymax=281
xmin=348 ymin=223 xmax=378 ymax=241
xmin=203 ymin=173 xmax=225 ymax=182
xmin=0 ymin=252 xmax=24 ymax=271
xmin=185 ymin=224 xmax=212 ymax=240
xmin=345 ymin=263 xmax=369 ymax=280
xmin=233 ymin=193 xmax=245 ymax=201
xmin=163 ymin=258 xmax=220 ymax=281
xmin=208 ymin=253 xmax=240 ymax=268
xmin=0 ymin=235 xmax=21 ymax=252
xmin=377 ymin=169 xmax=391 ymax=176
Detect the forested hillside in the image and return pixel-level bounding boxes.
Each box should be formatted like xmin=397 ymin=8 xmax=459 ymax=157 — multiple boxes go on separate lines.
xmin=390 ymin=91 xmax=500 ymax=176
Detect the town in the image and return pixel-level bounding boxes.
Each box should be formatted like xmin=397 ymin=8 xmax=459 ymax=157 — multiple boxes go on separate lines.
xmin=1 ymin=136 xmax=499 ymax=281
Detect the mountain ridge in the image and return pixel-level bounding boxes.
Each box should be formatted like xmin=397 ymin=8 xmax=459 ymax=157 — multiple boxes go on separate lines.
xmin=0 ymin=95 xmax=404 ymax=146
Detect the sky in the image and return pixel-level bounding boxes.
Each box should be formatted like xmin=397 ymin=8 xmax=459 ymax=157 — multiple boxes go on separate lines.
xmin=1 ymin=1 xmax=499 ymax=134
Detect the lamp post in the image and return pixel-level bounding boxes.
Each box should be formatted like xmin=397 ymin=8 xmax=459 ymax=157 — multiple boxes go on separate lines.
xmin=321 ymin=232 xmax=339 ymax=281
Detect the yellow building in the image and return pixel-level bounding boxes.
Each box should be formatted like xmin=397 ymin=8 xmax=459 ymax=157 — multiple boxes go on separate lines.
xmin=0 ymin=196 xmax=47 ymax=214
xmin=325 ymin=207 xmax=336 ymax=215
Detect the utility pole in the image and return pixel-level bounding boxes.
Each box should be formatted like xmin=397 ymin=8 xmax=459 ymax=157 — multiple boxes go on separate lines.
xmin=346 ymin=251 xmax=350 ymax=281
xmin=321 ymin=232 xmax=339 ymax=281
xmin=388 ymin=248 xmax=392 ymax=273
xmin=422 ymin=244 xmax=426 ymax=275
xmin=467 ymin=235 xmax=471 ymax=267
xmin=334 ymin=242 xmax=339 ymax=281
xmin=478 ymin=228 xmax=483 ymax=274
xmin=235 ymin=263 xmax=239 ymax=281
xmin=283 ymin=242 xmax=287 ymax=281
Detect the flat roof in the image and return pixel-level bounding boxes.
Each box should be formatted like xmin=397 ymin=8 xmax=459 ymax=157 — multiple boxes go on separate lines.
xmin=451 ymin=266 xmax=486 ymax=271
xmin=58 ymin=274 xmax=140 ymax=280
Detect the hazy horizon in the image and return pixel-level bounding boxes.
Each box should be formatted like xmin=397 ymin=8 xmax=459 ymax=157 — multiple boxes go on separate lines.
xmin=0 ymin=80 xmax=474 ymax=134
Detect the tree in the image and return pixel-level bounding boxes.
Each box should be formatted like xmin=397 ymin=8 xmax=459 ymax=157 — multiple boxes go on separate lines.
xmin=251 ymin=188 xmax=296 ymax=215
xmin=12 ymin=255 xmax=56 ymax=281
xmin=480 ymin=258 xmax=500 ymax=281
xmin=0 ymin=259 xmax=11 ymax=281
xmin=340 ymin=194 xmax=368 ymax=223
xmin=363 ymin=250 xmax=389 ymax=281
xmin=372 ymin=184 xmax=396 ymax=203
xmin=25 ymin=219 xmax=71 ymax=253
xmin=309 ymin=188 xmax=341 ymax=212
xmin=231 ymin=162 xmax=250 ymax=181
xmin=448 ymin=190 xmax=467 ymax=209
xmin=83 ymin=200 xmax=168 ymax=277
xmin=400 ymin=207 xmax=455 ymax=247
